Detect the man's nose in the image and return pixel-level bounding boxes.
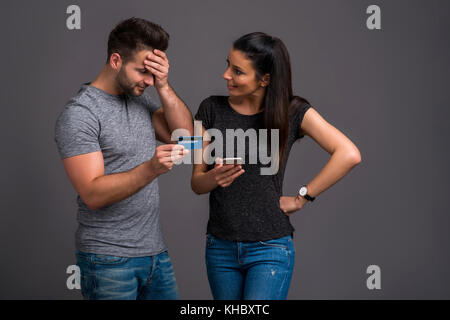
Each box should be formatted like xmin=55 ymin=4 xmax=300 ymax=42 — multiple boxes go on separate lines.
xmin=144 ymin=74 xmax=154 ymax=86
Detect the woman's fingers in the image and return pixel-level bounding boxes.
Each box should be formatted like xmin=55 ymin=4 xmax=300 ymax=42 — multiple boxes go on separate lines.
xmin=217 ymin=165 xmax=242 ymax=180
xmin=218 ymin=168 xmax=245 ymax=186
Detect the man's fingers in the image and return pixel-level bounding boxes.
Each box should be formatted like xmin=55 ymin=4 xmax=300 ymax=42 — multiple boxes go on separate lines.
xmin=150 ymin=49 xmax=168 ymax=63
xmin=162 ymin=148 xmax=189 ymax=160
xmin=158 ymin=149 xmax=188 ymax=158
xmin=159 ymin=154 xmax=185 ymax=163
xmin=157 ymin=144 xmax=184 ymax=151
xmin=153 ymin=49 xmax=167 ymax=58
xmin=148 ymin=68 xmax=166 ymax=80
xmin=145 ymin=60 xmax=168 ymax=73
xmin=146 ymin=51 xmax=168 ymax=67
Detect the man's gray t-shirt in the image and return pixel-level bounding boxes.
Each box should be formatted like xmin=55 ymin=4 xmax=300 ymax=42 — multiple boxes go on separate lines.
xmin=55 ymin=83 xmax=165 ymax=257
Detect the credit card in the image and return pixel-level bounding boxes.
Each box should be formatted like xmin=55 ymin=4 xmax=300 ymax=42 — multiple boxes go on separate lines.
xmin=177 ymin=136 xmax=203 ymax=150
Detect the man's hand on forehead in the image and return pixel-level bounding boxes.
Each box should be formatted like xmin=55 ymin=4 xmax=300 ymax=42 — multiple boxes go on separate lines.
xmin=145 ymin=50 xmax=168 ymax=67
xmin=144 ymin=49 xmax=170 ymax=89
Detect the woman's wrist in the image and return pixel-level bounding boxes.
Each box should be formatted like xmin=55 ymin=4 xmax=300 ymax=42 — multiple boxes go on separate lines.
xmin=295 ymin=194 xmax=308 ymax=209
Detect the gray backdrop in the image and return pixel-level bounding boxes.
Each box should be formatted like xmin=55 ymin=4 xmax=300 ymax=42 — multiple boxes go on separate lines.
xmin=1 ymin=0 xmax=449 ymax=299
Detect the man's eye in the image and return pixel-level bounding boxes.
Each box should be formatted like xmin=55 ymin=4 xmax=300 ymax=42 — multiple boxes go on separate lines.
xmin=140 ymin=69 xmax=148 ymax=74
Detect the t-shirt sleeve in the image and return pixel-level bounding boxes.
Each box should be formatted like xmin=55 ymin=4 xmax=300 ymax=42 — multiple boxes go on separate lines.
xmin=293 ymin=102 xmax=312 ymax=140
xmin=142 ymin=92 xmax=161 ymax=115
xmin=54 ymin=104 xmax=101 ymax=159
xmin=194 ymin=97 xmax=214 ymax=129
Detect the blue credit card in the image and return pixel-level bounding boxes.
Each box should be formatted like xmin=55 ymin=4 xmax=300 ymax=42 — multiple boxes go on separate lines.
xmin=177 ymin=136 xmax=203 ymax=150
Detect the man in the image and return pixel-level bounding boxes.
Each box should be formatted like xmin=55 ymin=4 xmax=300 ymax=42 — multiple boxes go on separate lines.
xmin=55 ymin=17 xmax=193 ymax=300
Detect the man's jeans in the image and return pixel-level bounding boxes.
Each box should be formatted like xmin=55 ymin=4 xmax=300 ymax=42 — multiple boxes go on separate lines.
xmin=205 ymin=234 xmax=295 ymax=300
xmin=76 ymin=250 xmax=178 ymax=300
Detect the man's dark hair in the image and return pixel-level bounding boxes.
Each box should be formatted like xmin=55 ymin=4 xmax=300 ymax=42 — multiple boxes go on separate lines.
xmin=107 ymin=17 xmax=169 ymax=63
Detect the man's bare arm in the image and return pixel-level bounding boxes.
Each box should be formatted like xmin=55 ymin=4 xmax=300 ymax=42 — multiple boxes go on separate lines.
xmin=62 ymin=145 xmax=187 ymax=210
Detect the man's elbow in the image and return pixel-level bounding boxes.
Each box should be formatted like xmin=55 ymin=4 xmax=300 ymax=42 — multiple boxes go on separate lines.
xmin=80 ymin=192 xmax=103 ymax=211
xmin=83 ymin=198 xmax=101 ymax=211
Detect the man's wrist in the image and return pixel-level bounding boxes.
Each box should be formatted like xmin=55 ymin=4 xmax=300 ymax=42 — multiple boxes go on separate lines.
xmin=155 ymin=81 xmax=170 ymax=94
xmin=141 ymin=160 xmax=159 ymax=182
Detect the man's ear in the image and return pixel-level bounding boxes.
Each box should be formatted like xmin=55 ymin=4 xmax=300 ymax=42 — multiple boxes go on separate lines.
xmin=109 ymin=53 xmax=122 ymax=71
xmin=261 ymin=73 xmax=270 ymax=87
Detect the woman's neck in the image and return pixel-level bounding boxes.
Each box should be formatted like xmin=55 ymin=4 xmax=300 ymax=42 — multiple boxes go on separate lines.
xmin=229 ymin=90 xmax=265 ymax=115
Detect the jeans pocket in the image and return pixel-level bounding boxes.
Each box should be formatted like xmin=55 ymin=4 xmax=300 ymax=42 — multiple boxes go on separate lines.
xmin=258 ymin=236 xmax=291 ymax=250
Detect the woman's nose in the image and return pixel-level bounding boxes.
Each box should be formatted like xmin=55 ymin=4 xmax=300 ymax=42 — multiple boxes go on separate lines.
xmin=223 ymin=68 xmax=232 ymax=80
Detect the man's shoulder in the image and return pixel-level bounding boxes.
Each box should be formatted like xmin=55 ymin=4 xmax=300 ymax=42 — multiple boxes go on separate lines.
xmin=62 ymin=84 xmax=96 ymax=109
xmin=131 ymin=91 xmax=160 ymax=114
xmin=56 ymin=86 xmax=102 ymax=128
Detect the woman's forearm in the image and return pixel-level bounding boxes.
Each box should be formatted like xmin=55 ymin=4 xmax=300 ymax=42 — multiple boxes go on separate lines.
xmin=304 ymin=147 xmax=361 ymax=198
xmin=191 ymin=170 xmax=219 ymax=195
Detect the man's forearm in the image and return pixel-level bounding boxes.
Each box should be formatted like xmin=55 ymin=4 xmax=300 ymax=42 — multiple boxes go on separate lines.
xmin=84 ymin=161 xmax=158 ymax=210
xmin=157 ymin=84 xmax=194 ymax=135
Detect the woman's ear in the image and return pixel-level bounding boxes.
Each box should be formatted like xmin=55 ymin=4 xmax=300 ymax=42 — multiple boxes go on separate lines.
xmin=260 ymin=73 xmax=270 ymax=87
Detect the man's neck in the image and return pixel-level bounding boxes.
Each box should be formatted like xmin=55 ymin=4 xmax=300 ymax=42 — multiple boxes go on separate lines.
xmin=90 ymin=65 xmax=124 ymax=96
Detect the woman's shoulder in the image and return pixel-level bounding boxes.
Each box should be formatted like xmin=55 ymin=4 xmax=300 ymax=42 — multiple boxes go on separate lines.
xmin=200 ymin=95 xmax=228 ymax=107
xmin=290 ymin=96 xmax=312 ymax=119
xmin=195 ymin=96 xmax=229 ymax=127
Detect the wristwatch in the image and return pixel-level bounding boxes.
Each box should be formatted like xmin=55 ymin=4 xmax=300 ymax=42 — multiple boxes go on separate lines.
xmin=299 ymin=185 xmax=315 ymax=202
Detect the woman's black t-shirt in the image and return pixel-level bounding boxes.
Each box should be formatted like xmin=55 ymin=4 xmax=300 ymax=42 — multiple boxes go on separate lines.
xmin=194 ymin=96 xmax=311 ymax=242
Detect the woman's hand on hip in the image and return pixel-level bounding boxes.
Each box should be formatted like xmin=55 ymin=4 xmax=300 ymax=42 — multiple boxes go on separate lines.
xmin=280 ymin=195 xmax=307 ymax=216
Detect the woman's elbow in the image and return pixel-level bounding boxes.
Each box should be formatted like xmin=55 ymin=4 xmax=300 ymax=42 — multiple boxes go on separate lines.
xmin=348 ymin=148 xmax=362 ymax=165
xmin=191 ymin=179 xmax=203 ymax=195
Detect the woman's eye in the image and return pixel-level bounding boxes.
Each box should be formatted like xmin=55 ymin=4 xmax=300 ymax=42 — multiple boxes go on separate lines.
xmin=234 ymin=69 xmax=242 ymax=75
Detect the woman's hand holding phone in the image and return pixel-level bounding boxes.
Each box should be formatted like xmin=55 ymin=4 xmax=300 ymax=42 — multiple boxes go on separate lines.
xmin=210 ymin=158 xmax=245 ymax=188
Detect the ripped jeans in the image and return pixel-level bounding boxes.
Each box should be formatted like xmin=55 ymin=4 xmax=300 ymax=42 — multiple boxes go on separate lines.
xmin=205 ymin=234 xmax=295 ymax=300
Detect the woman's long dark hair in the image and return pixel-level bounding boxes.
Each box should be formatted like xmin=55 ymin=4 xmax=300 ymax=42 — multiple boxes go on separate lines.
xmin=233 ymin=32 xmax=310 ymax=171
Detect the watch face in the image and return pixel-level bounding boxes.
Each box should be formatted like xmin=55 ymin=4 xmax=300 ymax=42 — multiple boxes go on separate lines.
xmin=299 ymin=187 xmax=307 ymax=196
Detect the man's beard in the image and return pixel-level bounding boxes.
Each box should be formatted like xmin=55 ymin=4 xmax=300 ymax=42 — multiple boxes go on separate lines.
xmin=116 ymin=67 xmax=139 ymax=96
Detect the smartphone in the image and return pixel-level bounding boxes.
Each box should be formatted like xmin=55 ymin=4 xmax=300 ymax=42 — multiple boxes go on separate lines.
xmin=221 ymin=157 xmax=244 ymax=165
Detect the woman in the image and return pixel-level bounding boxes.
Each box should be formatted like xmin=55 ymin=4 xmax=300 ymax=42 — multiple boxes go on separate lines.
xmin=191 ymin=32 xmax=361 ymax=300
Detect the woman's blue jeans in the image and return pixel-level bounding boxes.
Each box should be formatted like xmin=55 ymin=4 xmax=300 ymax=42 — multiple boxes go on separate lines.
xmin=205 ymin=234 xmax=295 ymax=300
xmin=75 ymin=250 xmax=178 ymax=300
